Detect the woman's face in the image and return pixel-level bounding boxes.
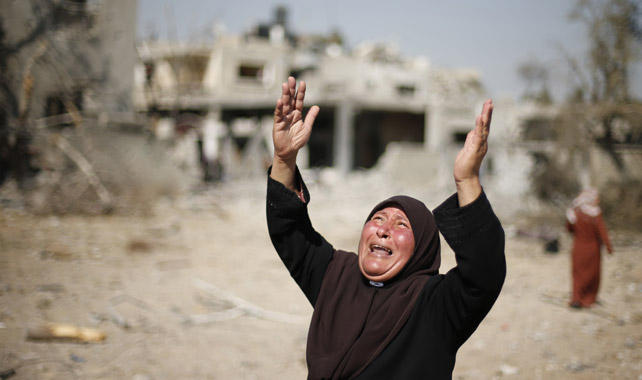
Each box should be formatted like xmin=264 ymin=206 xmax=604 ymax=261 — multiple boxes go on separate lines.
xmin=358 ymin=206 xmax=415 ymax=282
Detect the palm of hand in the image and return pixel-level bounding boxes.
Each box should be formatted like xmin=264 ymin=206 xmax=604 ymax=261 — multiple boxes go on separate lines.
xmin=274 ymin=108 xmax=309 ymax=161
xmin=272 ymin=77 xmax=318 ymax=163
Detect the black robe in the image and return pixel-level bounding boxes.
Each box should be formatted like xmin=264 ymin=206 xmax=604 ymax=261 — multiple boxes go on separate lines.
xmin=266 ymin=173 xmax=506 ymax=380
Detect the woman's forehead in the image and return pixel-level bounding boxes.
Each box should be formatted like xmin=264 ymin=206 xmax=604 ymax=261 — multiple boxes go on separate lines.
xmin=374 ymin=206 xmax=409 ymax=219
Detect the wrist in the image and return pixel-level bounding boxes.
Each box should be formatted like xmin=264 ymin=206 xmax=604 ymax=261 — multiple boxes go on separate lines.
xmin=455 ymin=178 xmax=482 ymax=207
xmin=271 ymin=155 xmax=298 ymax=191
xmin=273 ymin=154 xmax=296 ymax=170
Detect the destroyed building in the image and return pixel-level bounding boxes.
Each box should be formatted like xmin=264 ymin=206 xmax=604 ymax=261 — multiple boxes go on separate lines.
xmin=3 ymin=2 xmax=639 ymax=216
xmin=133 ymin=6 xmax=491 ymax=190
xmin=134 ymin=5 xmax=642 ymax=215
xmin=0 ymin=0 xmax=185 ymax=214
xmin=0 ymin=0 xmax=138 ymax=124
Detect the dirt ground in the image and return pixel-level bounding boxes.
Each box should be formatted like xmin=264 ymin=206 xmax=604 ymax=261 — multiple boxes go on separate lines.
xmin=1 ymin=171 xmax=641 ymax=380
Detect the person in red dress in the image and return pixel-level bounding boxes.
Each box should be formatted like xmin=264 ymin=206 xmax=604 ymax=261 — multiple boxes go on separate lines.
xmin=565 ymin=188 xmax=614 ymax=308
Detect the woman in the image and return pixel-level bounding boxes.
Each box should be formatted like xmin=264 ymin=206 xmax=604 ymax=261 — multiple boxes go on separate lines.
xmin=267 ymin=77 xmax=506 ymax=379
xmin=566 ymin=188 xmax=613 ymax=308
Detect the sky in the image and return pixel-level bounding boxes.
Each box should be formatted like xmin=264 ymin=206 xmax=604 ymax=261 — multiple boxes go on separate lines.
xmin=136 ymin=0 xmax=642 ymax=101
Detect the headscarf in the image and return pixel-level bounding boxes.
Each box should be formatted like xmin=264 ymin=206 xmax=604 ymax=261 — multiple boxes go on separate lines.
xmin=307 ymin=195 xmax=441 ymax=380
xmin=566 ymin=187 xmax=601 ymax=224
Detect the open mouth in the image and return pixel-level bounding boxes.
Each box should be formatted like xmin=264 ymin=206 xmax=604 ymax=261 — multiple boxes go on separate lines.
xmin=370 ymin=244 xmax=392 ymax=255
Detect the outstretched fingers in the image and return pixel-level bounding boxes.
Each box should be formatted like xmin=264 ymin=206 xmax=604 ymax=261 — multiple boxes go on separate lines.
xmin=295 ymin=80 xmax=307 ymax=112
xmin=477 ymin=99 xmax=493 ymax=136
xmin=276 ymin=77 xmax=307 ymax=124
xmin=280 ymin=80 xmax=294 ymax=116
xmin=288 ymin=76 xmax=296 ymax=98
xmin=285 ymin=76 xmax=297 ymax=114
xmin=274 ymin=98 xmax=283 ymax=121
xmin=274 ymin=79 xmax=291 ymax=123
xmin=483 ymin=99 xmax=494 ymax=126
xmin=471 ymin=99 xmax=494 ymax=148
xmin=303 ymin=105 xmax=320 ymax=131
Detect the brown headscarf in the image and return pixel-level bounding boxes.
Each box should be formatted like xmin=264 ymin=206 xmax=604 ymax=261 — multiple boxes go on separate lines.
xmin=306 ymin=195 xmax=441 ymax=380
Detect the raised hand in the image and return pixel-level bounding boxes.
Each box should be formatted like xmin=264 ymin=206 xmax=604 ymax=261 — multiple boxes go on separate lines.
xmin=453 ymin=99 xmax=494 ymax=206
xmin=273 ymin=77 xmax=319 ymax=164
xmin=270 ymin=77 xmax=319 ymax=191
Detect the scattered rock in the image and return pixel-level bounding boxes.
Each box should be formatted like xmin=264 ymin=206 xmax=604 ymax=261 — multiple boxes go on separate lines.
xmin=498 ymin=364 xmax=519 ymax=376
xmin=131 ymin=374 xmax=153 ymax=380
xmin=36 ymin=298 xmax=52 ymax=310
xmin=39 ymin=247 xmax=74 ymax=261
xmin=565 ymin=359 xmax=587 ymax=372
xmin=0 ymin=369 xmax=16 ymax=380
xmin=155 ymin=259 xmax=191 ymax=271
xmin=36 ymin=284 xmax=66 ymax=294
xmin=127 ymin=239 xmax=153 ymax=254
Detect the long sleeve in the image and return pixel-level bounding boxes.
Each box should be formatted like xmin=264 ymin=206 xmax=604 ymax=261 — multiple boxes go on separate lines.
xmin=595 ymin=214 xmax=613 ymax=254
xmin=266 ymin=168 xmax=335 ymax=306
xmin=566 ymin=220 xmax=575 ymax=234
xmin=431 ymin=191 xmax=506 ymax=349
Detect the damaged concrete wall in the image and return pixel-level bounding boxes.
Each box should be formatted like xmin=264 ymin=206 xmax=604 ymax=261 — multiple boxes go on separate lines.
xmin=131 ymin=5 xmax=560 ymax=213
xmin=0 ymin=0 xmax=138 ymax=122
xmin=91 ymin=0 xmax=138 ymax=115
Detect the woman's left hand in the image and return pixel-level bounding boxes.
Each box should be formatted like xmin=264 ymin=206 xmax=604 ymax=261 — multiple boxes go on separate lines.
xmin=453 ymin=99 xmax=494 ymax=206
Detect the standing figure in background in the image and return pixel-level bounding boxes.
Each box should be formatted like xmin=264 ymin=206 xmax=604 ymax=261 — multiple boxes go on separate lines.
xmin=565 ymin=188 xmax=614 ymax=308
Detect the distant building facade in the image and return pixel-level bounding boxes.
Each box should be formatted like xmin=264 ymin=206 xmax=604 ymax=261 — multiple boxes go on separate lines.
xmin=133 ymin=6 xmax=642 ymax=210
xmin=133 ymin=6 xmax=487 ymax=185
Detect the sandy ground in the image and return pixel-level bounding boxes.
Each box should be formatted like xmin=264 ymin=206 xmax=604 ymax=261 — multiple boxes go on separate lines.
xmin=1 ymin=172 xmax=641 ymax=380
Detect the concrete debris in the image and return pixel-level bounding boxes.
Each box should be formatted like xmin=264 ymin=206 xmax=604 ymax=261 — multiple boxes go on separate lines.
xmin=498 ymin=364 xmax=519 ymax=376
xmin=26 ymin=322 xmax=106 ymax=343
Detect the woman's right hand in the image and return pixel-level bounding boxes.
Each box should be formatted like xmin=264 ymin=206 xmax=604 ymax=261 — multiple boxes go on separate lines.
xmin=270 ymin=77 xmax=319 ymax=191
xmin=273 ymin=76 xmax=319 ymax=165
